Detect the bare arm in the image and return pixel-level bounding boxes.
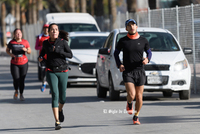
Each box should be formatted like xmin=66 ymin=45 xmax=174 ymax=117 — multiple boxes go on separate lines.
xmin=22 ymin=47 xmax=31 ymax=54
xmin=6 ymin=47 xmax=15 ymax=58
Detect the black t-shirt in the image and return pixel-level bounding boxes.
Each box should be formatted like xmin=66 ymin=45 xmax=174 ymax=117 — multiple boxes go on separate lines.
xmin=116 ymin=36 xmax=150 ymax=71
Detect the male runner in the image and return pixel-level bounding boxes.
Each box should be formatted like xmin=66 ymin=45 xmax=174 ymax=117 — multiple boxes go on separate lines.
xmin=114 ymin=19 xmax=152 ymax=125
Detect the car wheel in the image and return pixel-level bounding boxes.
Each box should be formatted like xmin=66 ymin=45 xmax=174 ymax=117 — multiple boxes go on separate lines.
xmin=179 ymin=90 xmax=190 ymax=100
xmin=163 ymin=91 xmax=173 ymax=97
xmin=67 ymin=83 xmax=71 ymax=87
xmin=38 ymin=64 xmax=42 ymax=81
xmin=97 ymin=79 xmax=107 ymax=98
xmin=109 ymin=76 xmax=120 ymax=101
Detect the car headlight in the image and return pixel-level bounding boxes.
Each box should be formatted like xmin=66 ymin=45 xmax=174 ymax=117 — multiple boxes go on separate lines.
xmin=174 ymin=59 xmax=188 ymax=71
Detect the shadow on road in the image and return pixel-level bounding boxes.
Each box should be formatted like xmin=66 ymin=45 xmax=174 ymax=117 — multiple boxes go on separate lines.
xmin=0 ymin=124 xmax=108 ymax=133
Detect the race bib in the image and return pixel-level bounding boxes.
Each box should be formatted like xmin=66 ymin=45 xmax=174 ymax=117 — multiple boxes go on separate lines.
xmin=14 ymin=55 xmax=24 ymax=63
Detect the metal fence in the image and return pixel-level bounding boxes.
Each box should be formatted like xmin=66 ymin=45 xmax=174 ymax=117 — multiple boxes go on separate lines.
xmin=22 ymin=22 xmax=42 ymax=62
xmin=22 ymin=4 xmax=200 ymax=93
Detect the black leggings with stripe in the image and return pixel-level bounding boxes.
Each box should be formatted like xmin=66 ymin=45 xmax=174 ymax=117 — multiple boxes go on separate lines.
xmin=10 ymin=62 xmax=28 ymax=94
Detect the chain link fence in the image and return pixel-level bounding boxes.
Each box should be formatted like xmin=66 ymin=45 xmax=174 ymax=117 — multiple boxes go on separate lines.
xmin=22 ymin=22 xmax=42 ymax=62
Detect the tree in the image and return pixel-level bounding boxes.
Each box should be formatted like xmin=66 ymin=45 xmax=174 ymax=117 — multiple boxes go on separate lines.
xmin=95 ymin=0 xmax=103 ymax=16
xmin=67 ymin=0 xmax=75 ymax=12
xmin=20 ymin=0 xmax=28 ymax=25
xmin=127 ymin=0 xmax=137 ymax=13
xmin=10 ymin=1 xmax=15 ymax=17
xmin=15 ymin=0 xmax=20 ymax=28
xmin=109 ymin=0 xmax=117 ymax=30
xmin=28 ymin=0 xmax=33 ymax=24
xmin=1 ymin=2 xmax=7 ymax=46
xmin=148 ymin=0 xmax=156 ymax=9
xmin=37 ymin=0 xmax=43 ymax=11
xmin=32 ymin=0 xmax=37 ymax=24
xmin=177 ymin=0 xmax=191 ymax=6
xmin=79 ymin=0 xmax=86 ymax=13
xmin=88 ymin=0 xmax=94 ymax=16
xmin=21 ymin=5 xmax=27 ymax=25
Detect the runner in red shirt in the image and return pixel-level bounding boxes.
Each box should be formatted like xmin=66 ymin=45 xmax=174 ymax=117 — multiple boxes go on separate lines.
xmin=35 ymin=24 xmax=49 ymax=92
xmin=6 ymin=28 xmax=31 ymax=101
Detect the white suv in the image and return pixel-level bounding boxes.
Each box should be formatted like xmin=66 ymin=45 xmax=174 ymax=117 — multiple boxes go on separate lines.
xmin=96 ymin=27 xmax=192 ymax=101
xmin=46 ymin=13 xmax=101 ymax=32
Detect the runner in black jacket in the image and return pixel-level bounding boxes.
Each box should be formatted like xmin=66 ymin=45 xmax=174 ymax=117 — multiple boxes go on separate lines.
xmin=114 ymin=19 xmax=152 ymax=125
xmin=39 ymin=23 xmax=73 ymax=130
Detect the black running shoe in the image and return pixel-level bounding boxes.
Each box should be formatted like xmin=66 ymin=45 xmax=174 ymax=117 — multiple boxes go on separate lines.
xmin=59 ymin=110 xmax=64 ymax=122
xmin=55 ymin=121 xmax=61 ymax=130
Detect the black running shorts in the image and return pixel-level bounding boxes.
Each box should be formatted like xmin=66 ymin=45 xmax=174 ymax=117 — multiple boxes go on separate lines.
xmin=122 ymin=69 xmax=146 ymax=86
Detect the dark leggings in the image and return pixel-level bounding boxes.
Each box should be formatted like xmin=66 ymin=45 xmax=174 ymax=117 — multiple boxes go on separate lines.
xmin=46 ymin=70 xmax=68 ymax=108
xmin=10 ymin=63 xmax=28 ymax=94
xmin=38 ymin=61 xmax=46 ymax=83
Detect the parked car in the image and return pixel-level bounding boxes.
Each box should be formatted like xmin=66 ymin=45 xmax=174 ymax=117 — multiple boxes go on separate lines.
xmin=96 ymin=27 xmax=192 ymax=100
xmin=45 ymin=12 xmax=101 ymax=32
xmin=66 ymin=32 xmax=109 ymax=85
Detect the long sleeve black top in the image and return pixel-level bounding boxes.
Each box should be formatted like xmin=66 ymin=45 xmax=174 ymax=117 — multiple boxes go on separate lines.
xmin=39 ymin=37 xmax=73 ymax=69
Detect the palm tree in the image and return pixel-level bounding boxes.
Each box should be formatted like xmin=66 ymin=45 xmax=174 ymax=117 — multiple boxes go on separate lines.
xmin=79 ymin=0 xmax=86 ymax=13
xmin=148 ymin=0 xmax=156 ymax=9
xmin=109 ymin=0 xmax=117 ymax=30
xmin=177 ymin=0 xmax=191 ymax=6
xmin=15 ymin=0 xmax=20 ymax=28
xmin=127 ymin=0 xmax=137 ymax=13
xmin=21 ymin=5 xmax=27 ymax=25
xmin=89 ymin=0 xmax=95 ymax=16
xmin=1 ymin=2 xmax=7 ymax=46
xmin=28 ymin=0 xmax=33 ymax=24
xmin=37 ymin=0 xmax=43 ymax=11
xmin=95 ymin=0 xmax=103 ymax=16
xmin=10 ymin=1 xmax=15 ymax=17
xmin=67 ymin=0 xmax=75 ymax=12
xmin=32 ymin=0 xmax=37 ymax=24
xmin=20 ymin=0 xmax=28 ymax=25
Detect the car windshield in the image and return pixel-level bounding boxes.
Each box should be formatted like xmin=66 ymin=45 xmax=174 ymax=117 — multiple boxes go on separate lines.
xmin=116 ymin=32 xmax=180 ymax=51
xmin=57 ymin=23 xmax=98 ymax=32
xmin=69 ymin=36 xmax=107 ymax=49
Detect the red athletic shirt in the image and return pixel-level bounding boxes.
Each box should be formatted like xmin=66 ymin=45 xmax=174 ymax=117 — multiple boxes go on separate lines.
xmin=35 ymin=34 xmax=49 ymax=59
xmin=7 ymin=39 xmax=30 ymax=65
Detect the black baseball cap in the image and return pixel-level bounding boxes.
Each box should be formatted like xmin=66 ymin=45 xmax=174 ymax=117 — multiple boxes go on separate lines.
xmin=125 ymin=19 xmax=137 ymax=27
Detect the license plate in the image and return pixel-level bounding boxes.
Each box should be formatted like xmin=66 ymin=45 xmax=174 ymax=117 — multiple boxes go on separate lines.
xmin=147 ymin=76 xmax=162 ymax=84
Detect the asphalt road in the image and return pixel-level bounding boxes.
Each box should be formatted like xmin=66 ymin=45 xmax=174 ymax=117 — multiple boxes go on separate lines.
xmin=0 ymin=55 xmax=200 ymax=134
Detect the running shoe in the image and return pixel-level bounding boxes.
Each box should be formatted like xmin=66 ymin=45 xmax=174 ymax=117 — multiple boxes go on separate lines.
xmin=13 ymin=92 xmax=18 ymax=100
xmin=40 ymin=82 xmax=47 ymax=92
xmin=126 ymin=102 xmax=133 ymax=115
xmin=20 ymin=94 xmax=25 ymax=101
xmin=59 ymin=110 xmax=64 ymax=122
xmin=55 ymin=121 xmax=61 ymax=130
xmin=133 ymin=115 xmax=140 ymax=125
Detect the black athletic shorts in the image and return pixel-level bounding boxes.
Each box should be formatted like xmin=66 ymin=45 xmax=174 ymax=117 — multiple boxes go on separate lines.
xmin=122 ymin=69 xmax=146 ymax=86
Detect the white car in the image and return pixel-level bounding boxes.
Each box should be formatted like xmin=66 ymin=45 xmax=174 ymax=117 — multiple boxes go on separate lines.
xmin=66 ymin=32 xmax=109 ymax=85
xmin=46 ymin=13 xmax=101 ymax=32
xmin=96 ymin=27 xmax=192 ymax=100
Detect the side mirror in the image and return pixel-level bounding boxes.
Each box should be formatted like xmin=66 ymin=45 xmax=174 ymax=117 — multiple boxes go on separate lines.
xmin=98 ymin=48 xmax=110 ymax=55
xmin=183 ymin=48 xmax=192 ymax=55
